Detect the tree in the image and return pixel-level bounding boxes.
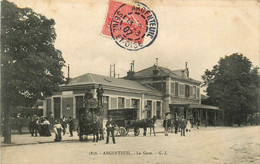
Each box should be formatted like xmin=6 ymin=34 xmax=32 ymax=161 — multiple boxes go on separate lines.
xmin=1 ymin=0 xmax=65 ymax=143
xmin=202 ymin=53 xmax=259 ymax=125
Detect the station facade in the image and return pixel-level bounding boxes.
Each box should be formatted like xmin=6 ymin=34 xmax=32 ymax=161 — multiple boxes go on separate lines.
xmin=43 ymin=61 xmax=220 ymax=125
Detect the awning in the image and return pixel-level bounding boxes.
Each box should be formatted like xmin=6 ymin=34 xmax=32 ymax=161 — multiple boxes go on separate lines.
xmin=169 ymin=103 xmax=219 ymax=110
xmin=189 ymin=104 xmax=219 ymax=110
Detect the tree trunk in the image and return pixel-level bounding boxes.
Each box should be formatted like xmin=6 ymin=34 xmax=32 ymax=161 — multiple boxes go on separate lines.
xmin=3 ymin=106 xmax=11 ymax=143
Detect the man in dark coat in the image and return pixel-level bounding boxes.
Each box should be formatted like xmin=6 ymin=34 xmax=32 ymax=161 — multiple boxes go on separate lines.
xmin=174 ymin=117 xmax=179 ymax=134
xmin=105 ymin=116 xmax=116 ymax=144
xmin=96 ymin=84 xmax=104 ymax=107
xmin=29 ymin=115 xmax=38 ymax=137
xmin=163 ymin=118 xmax=170 ymax=136
xmin=179 ymin=116 xmax=187 ymax=137
xmin=68 ymin=116 xmax=74 ymax=137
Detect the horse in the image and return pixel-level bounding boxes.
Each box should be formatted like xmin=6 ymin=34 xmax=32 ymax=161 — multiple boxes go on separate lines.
xmin=133 ymin=116 xmax=157 ymax=136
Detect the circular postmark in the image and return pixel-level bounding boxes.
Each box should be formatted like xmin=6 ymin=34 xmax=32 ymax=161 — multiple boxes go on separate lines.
xmin=110 ymin=2 xmax=158 ymax=51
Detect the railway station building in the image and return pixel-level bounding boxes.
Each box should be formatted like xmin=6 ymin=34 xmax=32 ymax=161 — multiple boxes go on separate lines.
xmin=43 ymin=60 xmax=220 ymax=126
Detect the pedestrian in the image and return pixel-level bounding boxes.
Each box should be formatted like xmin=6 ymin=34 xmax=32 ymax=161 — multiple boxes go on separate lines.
xmin=61 ymin=116 xmax=67 ymax=136
xmin=29 ymin=115 xmax=38 ymax=137
xmin=42 ymin=117 xmax=51 ymax=136
xmin=37 ymin=117 xmax=43 ymax=136
xmin=96 ymin=84 xmax=104 ymax=107
xmin=186 ymin=119 xmax=191 ymax=132
xmin=170 ymin=118 xmax=174 ymax=133
xmin=197 ymin=118 xmax=200 ymax=129
xmin=174 ymin=116 xmax=179 ymax=134
xmin=105 ymin=116 xmax=116 ymax=144
xmin=68 ymin=116 xmax=74 ymax=137
xmin=163 ymin=118 xmax=169 ymax=136
xmin=16 ymin=113 xmax=23 ymax=134
xmin=179 ymin=116 xmax=187 ymax=137
xmin=53 ymin=120 xmax=63 ymax=142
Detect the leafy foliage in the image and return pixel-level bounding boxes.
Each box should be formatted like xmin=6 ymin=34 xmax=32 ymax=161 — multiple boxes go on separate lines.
xmin=202 ymin=53 xmax=259 ymax=125
xmin=1 ymin=0 xmax=65 ymax=108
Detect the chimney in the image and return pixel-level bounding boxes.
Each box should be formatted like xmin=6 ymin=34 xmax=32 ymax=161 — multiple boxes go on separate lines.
xmin=185 ymin=62 xmax=189 ymax=78
xmin=153 ymin=58 xmax=159 ymax=75
xmin=127 ymin=61 xmax=135 ymax=80
xmin=66 ymin=64 xmax=70 ymax=84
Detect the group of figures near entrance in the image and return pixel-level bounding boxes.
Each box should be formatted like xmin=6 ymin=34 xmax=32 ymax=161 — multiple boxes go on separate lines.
xmin=163 ymin=115 xmax=201 ymax=137
xmin=29 ymin=114 xmax=74 ymax=142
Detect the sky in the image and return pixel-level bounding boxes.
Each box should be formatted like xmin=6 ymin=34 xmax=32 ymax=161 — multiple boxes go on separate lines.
xmin=9 ymin=0 xmax=260 ymax=82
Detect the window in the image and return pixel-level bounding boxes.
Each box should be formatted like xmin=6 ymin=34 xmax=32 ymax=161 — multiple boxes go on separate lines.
xmin=189 ymin=86 xmax=193 ymax=98
xmin=196 ymin=88 xmax=200 ymax=98
xmin=193 ymin=86 xmax=196 ymax=98
xmin=146 ymin=100 xmax=152 ymax=118
xmin=156 ymin=101 xmax=161 ymax=119
xmin=125 ymin=99 xmax=130 ymax=108
xmin=118 ymin=97 xmax=125 ymax=109
xmin=185 ymin=84 xmax=190 ymax=97
xmin=175 ymin=82 xmax=179 ymax=96
xmin=111 ymin=97 xmax=117 ymax=109
xmin=131 ymin=99 xmax=139 ymax=108
xmin=171 ymin=82 xmax=175 ymax=95
xmin=179 ymin=84 xmax=185 ymax=96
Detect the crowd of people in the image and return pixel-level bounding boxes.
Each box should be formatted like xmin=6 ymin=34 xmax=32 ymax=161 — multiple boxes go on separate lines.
xmin=27 ymin=115 xmax=74 ymax=142
xmin=163 ymin=115 xmax=201 ymax=137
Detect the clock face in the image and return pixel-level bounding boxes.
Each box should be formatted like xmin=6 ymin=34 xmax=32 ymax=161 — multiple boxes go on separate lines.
xmin=110 ymin=2 xmax=158 ymax=51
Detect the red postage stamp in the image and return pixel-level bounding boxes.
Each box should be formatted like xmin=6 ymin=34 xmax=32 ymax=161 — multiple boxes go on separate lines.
xmin=102 ymin=0 xmax=158 ymax=51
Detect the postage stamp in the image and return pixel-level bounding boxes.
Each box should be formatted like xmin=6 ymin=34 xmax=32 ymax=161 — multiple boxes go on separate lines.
xmin=102 ymin=0 xmax=158 ymax=51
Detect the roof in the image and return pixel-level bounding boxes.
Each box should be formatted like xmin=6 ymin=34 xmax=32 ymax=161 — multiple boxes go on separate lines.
xmin=64 ymin=73 xmax=160 ymax=93
xmin=132 ymin=65 xmax=201 ymax=84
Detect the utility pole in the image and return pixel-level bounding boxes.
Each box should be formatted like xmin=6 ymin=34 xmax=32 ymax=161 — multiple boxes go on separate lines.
xmin=110 ymin=64 xmax=116 ymax=78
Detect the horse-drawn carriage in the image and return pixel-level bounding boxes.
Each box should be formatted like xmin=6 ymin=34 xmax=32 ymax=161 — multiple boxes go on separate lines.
xmin=108 ymin=108 xmax=141 ymax=136
xmin=108 ymin=108 xmax=157 ymax=136
xmin=77 ymin=97 xmax=104 ymax=142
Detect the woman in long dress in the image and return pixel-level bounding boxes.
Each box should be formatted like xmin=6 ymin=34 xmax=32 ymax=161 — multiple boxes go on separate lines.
xmin=42 ymin=118 xmax=52 ymax=136
xmin=53 ymin=120 xmax=63 ymax=142
xmin=186 ymin=119 xmax=191 ymax=132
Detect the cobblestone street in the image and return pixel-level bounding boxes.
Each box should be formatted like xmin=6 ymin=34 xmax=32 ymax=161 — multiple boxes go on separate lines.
xmin=1 ymin=126 xmax=260 ymax=164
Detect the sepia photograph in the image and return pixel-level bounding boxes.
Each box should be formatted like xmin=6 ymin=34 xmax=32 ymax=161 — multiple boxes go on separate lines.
xmin=1 ymin=0 xmax=259 ymax=163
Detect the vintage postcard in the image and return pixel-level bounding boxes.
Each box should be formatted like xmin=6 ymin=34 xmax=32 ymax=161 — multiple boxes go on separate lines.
xmin=1 ymin=0 xmax=259 ymax=164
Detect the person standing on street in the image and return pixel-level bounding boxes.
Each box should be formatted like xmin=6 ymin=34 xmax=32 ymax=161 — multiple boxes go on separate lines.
xmin=53 ymin=120 xmax=63 ymax=142
xmin=180 ymin=116 xmax=187 ymax=137
xmin=68 ymin=116 xmax=74 ymax=137
xmin=105 ymin=116 xmax=116 ymax=144
xmin=61 ymin=116 xmax=67 ymax=136
xmin=186 ymin=119 xmax=191 ymax=132
xmin=163 ymin=118 xmax=169 ymax=136
xmin=174 ymin=116 xmax=179 ymax=134
xmin=16 ymin=113 xmax=23 ymax=134
xmin=29 ymin=115 xmax=38 ymax=137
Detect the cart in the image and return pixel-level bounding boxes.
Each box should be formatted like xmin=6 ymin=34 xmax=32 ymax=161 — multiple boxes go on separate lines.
xmin=108 ymin=108 xmax=140 ymax=136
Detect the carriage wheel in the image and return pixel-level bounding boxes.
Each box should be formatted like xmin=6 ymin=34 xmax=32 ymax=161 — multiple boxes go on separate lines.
xmin=125 ymin=128 xmax=129 ymax=135
xmin=119 ymin=127 xmax=126 ymax=136
xmin=135 ymin=128 xmax=140 ymax=136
